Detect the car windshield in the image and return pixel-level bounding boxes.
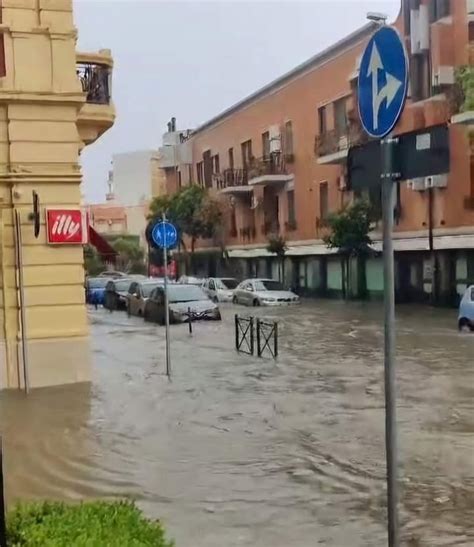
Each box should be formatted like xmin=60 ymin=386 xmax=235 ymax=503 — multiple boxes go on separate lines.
xmin=254 ymin=280 xmax=285 ymax=291
xmin=88 ymin=278 xmax=108 ymax=289
xmin=114 ymin=280 xmax=132 ymax=292
xmin=217 ymin=279 xmax=238 ymax=290
xmin=141 ymin=283 xmax=162 ymax=298
xmin=168 ymin=285 xmax=207 ymax=303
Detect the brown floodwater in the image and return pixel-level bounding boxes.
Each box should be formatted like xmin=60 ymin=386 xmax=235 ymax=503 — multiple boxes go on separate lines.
xmin=1 ymin=301 xmax=473 ymax=546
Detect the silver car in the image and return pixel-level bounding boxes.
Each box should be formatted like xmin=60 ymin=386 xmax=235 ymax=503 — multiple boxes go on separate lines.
xmin=202 ymin=277 xmax=239 ymax=302
xmin=126 ymin=279 xmax=165 ymax=317
xmin=144 ymin=284 xmax=221 ymax=324
xmin=233 ymin=278 xmax=299 ymax=307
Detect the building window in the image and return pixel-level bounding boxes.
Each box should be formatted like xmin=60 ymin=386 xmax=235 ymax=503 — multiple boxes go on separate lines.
xmin=241 ymin=140 xmax=253 ymax=168
xmin=178 ymin=170 xmax=182 ymax=188
xmin=212 ymin=154 xmax=220 ymax=174
xmin=284 ymin=121 xmax=294 ymax=155
xmin=262 ymin=131 xmax=270 ymax=159
xmin=334 ymin=97 xmax=348 ymax=135
xmin=287 ymin=190 xmax=296 ymax=225
xmin=318 ymin=105 xmax=327 ymax=135
xmin=319 ymin=181 xmax=329 ymax=222
xmin=203 ymin=150 xmax=212 ymax=188
xmin=196 ymin=161 xmax=204 ymax=185
xmin=228 ymin=147 xmax=234 ymax=170
xmin=429 ymin=0 xmax=450 ymax=23
xmin=410 ymin=52 xmax=431 ymax=101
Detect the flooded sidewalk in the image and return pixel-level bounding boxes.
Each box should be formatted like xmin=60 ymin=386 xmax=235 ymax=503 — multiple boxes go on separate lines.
xmin=1 ymin=301 xmax=473 ymax=546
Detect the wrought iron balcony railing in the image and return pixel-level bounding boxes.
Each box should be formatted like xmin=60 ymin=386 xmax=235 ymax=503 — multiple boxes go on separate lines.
xmin=214 ymin=168 xmax=248 ymax=189
xmin=248 ymin=155 xmax=288 ymax=179
xmin=77 ymin=62 xmax=111 ymax=105
xmin=314 ymin=119 xmax=369 ymax=158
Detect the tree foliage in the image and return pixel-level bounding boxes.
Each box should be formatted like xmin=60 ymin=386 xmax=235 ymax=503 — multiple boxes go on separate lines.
xmin=149 ymin=185 xmax=224 ymax=252
xmin=323 ymin=199 xmax=373 ymax=256
xmin=83 ymin=244 xmax=104 ymax=276
xmin=112 ymin=237 xmax=146 ymax=274
xmin=266 ymin=235 xmax=288 ymax=258
xmin=456 ymin=66 xmax=474 ymax=112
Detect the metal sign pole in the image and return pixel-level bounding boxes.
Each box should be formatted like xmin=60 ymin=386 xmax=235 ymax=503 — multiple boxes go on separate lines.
xmin=381 ymin=135 xmax=399 ymax=547
xmin=162 ymin=213 xmax=171 ymax=378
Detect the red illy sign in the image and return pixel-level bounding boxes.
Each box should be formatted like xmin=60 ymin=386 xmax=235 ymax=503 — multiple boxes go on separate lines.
xmin=46 ymin=209 xmax=88 ymax=244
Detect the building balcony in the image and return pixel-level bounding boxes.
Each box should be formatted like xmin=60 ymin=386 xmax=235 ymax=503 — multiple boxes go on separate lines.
xmin=239 ymin=226 xmax=256 ymax=243
xmin=247 ymin=155 xmax=294 ymax=187
xmin=215 ymin=168 xmax=252 ymax=194
xmin=315 ymin=120 xmax=369 ymax=165
xmin=76 ymin=51 xmax=115 ymax=146
xmin=261 ymin=220 xmax=280 ymax=236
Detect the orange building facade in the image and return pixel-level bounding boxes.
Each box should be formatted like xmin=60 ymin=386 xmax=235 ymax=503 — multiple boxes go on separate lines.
xmin=160 ymin=0 xmax=473 ymax=304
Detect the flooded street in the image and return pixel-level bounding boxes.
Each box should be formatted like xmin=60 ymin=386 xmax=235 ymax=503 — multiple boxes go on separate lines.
xmin=1 ymin=301 xmax=473 ymax=546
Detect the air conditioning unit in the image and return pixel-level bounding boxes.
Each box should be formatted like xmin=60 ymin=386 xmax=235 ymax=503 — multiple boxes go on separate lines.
xmin=468 ymin=0 xmax=474 ymax=15
xmin=410 ymin=5 xmax=429 ymax=54
xmin=269 ymin=125 xmax=281 ymax=153
xmin=407 ymin=178 xmax=426 ymax=191
xmin=432 ymin=66 xmax=455 ymax=87
xmin=425 ymin=174 xmax=448 ymax=189
xmin=338 ymin=135 xmax=348 ymax=150
xmin=251 ymin=196 xmax=262 ymax=210
xmin=338 ymin=175 xmax=347 ymax=191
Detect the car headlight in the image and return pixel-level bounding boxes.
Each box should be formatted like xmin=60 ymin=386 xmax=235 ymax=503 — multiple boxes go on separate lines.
xmin=263 ymin=297 xmax=276 ymax=302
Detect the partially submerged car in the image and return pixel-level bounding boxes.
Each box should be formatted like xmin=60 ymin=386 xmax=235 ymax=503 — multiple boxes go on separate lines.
xmin=233 ymin=279 xmax=299 ymax=306
xmin=458 ymin=285 xmax=474 ymax=331
xmin=104 ymin=278 xmax=133 ymax=311
xmin=85 ymin=277 xmax=108 ymax=306
xmin=144 ymin=284 xmax=221 ymax=324
xmin=126 ymin=279 xmax=165 ymax=317
xmin=202 ymin=277 xmax=239 ymax=302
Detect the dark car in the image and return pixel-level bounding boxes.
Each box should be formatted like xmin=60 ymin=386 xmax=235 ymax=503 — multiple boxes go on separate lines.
xmin=85 ymin=277 xmax=108 ymax=306
xmin=144 ymin=284 xmax=221 ymax=325
xmin=104 ymin=278 xmax=133 ymax=311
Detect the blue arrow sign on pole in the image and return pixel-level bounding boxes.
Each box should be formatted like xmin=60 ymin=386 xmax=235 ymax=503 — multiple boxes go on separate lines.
xmin=151 ymin=221 xmax=178 ymax=249
xmin=358 ymin=26 xmax=408 ymax=139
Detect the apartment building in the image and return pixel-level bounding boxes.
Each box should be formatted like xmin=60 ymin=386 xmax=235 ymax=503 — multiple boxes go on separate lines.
xmin=0 ymin=0 xmax=115 ymax=389
xmin=160 ymin=0 xmax=473 ymax=304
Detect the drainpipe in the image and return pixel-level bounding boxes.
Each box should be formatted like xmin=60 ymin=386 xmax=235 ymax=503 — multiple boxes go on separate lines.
xmin=428 ymin=187 xmax=438 ymax=305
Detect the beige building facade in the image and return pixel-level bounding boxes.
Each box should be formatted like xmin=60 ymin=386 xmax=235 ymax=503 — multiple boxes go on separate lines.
xmin=0 ymin=0 xmax=115 ymax=390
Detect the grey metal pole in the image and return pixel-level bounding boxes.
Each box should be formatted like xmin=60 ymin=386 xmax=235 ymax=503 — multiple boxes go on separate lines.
xmin=381 ymin=135 xmax=399 ymax=547
xmin=163 ymin=213 xmax=171 ymax=378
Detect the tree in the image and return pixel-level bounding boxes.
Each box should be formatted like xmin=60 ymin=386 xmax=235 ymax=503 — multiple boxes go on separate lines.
xmin=149 ymin=185 xmax=224 ymax=270
xmin=112 ymin=237 xmax=146 ymax=274
xmin=266 ymin=235 xmax=288 ymax=284
xmin=83 ymin=244 xmax=104 ymax=276
xmin=323 ymin=199 xmax=373 ymax=298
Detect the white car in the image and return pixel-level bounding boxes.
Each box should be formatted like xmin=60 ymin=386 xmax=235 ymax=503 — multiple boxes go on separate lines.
xmin=202 ymin=277 xmax=239 ymax=302
xmin=233 ymin=278 xmax=299 ymax=307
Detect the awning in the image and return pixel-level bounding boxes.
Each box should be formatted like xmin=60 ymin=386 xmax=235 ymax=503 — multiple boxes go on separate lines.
xmin=88 ymin=225 xmax=118 ymax=263
xmin=227 ymin=234 xmax=474 ymax=259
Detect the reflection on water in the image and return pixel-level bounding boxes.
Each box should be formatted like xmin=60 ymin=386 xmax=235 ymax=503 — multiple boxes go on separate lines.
xmin=1 ymin=301 xmax=473 ymax=547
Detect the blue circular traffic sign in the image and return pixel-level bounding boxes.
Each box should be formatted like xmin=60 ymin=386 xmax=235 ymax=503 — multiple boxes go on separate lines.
xmin=151 ymin=221 xmax=178 ymax=249
xmin=358 ymin=26 xmax=408 ymax=139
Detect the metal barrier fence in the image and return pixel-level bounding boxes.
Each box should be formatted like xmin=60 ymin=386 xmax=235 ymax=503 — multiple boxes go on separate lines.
xmin=256 ymin=318 xmax=278 ymax=359
xmin=235 ymin=315 xmax=254 ymax=355
xmin=235 ymin=315 xmax=278 ymax=359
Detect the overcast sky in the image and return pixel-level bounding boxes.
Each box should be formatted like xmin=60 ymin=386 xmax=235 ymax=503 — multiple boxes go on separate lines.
xmin=75 ymin=0 xmax=401 ymax=203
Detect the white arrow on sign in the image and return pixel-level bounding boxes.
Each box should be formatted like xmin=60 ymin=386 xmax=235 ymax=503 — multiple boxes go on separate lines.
xmin=367 ymin=42 xmax=402 ymax=130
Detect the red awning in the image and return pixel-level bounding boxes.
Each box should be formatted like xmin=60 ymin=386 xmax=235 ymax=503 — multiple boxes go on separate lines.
xmin=88 ymin=225 xmax=118 ymax=263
